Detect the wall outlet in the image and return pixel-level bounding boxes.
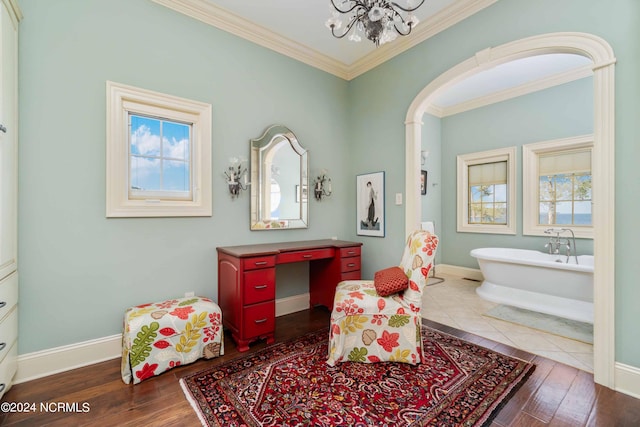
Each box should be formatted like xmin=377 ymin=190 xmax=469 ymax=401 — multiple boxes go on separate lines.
xmin=395 ymin=193 xmax=403 ymax=205
xmin=185 ymin=291 xmax=195 ymax=297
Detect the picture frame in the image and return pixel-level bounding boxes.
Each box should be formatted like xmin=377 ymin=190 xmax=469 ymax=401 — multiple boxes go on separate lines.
xmin=356 ymin=171 xmax=385 ymax=237
xmin=421 ymin=170 xmax=428 ymax=195
xmin=295 ymin=185 xmax=308 ymax=203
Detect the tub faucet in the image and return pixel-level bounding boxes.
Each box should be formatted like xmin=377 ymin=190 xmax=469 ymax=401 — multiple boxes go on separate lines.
xmin=544 ymin=228 xmax=578 ymax=264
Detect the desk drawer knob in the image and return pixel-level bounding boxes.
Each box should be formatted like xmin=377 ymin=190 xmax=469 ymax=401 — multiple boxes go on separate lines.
xmin=347 ymin=263 xmax=356 ymax=268
xmin=0 ymin=302 xmax=5 ymax=309
xmin=254 ymin=318 xmax=268 ymax=324
xmin=254 ymin=285 xmax=268 ymax=290
xmin=302 ymin=254 xmax=313 ymax=259
xmin=0 ymin=384 xmax=4 ymax=394
xmin=254 ymin=261 xmax=268 ymax=266
xmin=0 ymin=343 xmax=5 ymax=352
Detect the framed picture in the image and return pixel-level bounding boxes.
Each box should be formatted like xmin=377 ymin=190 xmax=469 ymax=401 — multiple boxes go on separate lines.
xmin=356 ymin=171 xmax=385 ymax=237
xmin=421 ymin=170 xmax=428 ymax=195
xmin=295 ymin=185 xmax=307 ymax=203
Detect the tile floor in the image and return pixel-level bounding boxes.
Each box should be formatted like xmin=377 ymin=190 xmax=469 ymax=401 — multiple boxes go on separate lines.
xmin=421 ymin=272 xmax=594 ymax=372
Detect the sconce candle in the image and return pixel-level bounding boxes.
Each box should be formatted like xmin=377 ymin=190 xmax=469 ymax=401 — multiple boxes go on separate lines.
xmin=225 ymin=156 xmax=249 ymax=198
xmin=314 ymin=170 xmax=332 ymax=200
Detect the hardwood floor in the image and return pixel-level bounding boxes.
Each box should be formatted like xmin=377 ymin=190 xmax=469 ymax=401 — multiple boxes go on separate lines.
xmin=1 ymin=308 xmax=639 ymax=426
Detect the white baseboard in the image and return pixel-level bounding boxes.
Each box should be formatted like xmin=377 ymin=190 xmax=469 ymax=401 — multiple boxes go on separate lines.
xmin=436 ymin=263 xmax=484 ymax=281
xmin=614 ymin=362 xmax=640 ymax=398
xmin=275 ymin=293 xmax=310 ymax=317
xmin=14 ymin=294 xmax=312 ymax=384
xmin=15 ymin=334 xmax=122 ymax=384
xmin=14 ymin=289 xmax=640 ymax=400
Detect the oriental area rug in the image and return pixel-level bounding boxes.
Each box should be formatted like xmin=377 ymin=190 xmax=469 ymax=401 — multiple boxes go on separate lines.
xmin=180 ymin=327 xmax=534 ymax=427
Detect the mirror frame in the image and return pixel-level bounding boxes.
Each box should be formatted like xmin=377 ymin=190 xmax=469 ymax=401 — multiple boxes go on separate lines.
xmin=250 ymin=125 xmax=308 ymax=230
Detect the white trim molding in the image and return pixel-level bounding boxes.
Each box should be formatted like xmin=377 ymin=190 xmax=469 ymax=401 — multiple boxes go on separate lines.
xmin=14 ymin=295 xmax=310 ymax=384
xmin=431 ymin=64 xmax=593 ymax=118
xmin=522 ymin=134 xmax=594 ymax=239
xmin=614 ymin=363 xmax=640 ymax=399
xmin=150 ymin=0 xmax=497 ymax=81
xmin=405 ymin=32 xmax=616 ymax=388
xmin=456 ymin=146 xmax=517 ymax=235
xmin=106 ymin=81 xmax=213 ymax=218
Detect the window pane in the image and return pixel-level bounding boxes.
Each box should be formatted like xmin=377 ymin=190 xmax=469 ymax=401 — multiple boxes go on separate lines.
xmin=483 ymin=203 xmax=495 ymax=222
xmin=469 ymin=203 xmax=482 ymax=223
xmin=539 ymin=202 xmax=553 ymax=225
xmin=574 ymin=201 xmax=592 ymax=225
xmin=555 ymin=201 xmax=572 ymax=224
xmin=130 ymin=115 xmax=161 ymax=156
xmin=162 ymin=121 xmax=190 ymax=160
xmin=575 ymin=174 xmax=592 ymax=200
xmin=554 ymin=174 xmax=572 ymax=201
xmin=131 ymin=156 xmax=160 ymax=190
xmin=163 ymin=160 xmax=190 ymax=191
xmin=494 ymin=203 xmax=507 ymax=223
xmin=481 ymin=186 xmax=494 ymax=202
xmin=470 ymin=186 xmax=483 ymax=203
xmin=494 ymin=184 xmax=507 ymax=202
xmin=539 ymin=176 xmax=554 ymax=201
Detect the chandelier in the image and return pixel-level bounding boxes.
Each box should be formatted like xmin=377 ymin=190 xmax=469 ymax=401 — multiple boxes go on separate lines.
xmin=325 ymin=0 xmax=425 ymax=47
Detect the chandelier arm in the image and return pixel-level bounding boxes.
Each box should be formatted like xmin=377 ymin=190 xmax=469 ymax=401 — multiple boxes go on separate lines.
xmin=329 ymin=0 xmax=367 ymax=14
xmin=389 ymin=0 xmax=425 ymax=13
xmin=330 ymin=14 xmax=364 ymax=39
xmin=393 ymin=22 xmax=413 ymax=36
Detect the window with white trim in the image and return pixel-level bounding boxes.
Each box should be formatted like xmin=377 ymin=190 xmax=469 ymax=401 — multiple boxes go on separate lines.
xmin=106 ymin=81 xmax=212 ymax=217
xmin=457 ymin=147 xmax=516 ymax=234
xmin=523 ymin=135 xmax=593 ymax=238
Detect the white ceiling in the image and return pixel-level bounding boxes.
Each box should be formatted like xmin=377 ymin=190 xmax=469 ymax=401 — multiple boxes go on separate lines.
xmin=205 ymin=0 xmax=458 ymax=65
xmin=153 ymin=0 xmax=595 ymax=112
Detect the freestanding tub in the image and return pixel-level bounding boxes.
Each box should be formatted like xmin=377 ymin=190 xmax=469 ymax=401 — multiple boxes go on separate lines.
xmin=470 ymin=247 xmax=594 ymax=324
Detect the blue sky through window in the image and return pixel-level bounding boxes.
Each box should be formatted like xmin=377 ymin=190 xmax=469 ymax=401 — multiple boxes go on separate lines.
xmin=130 ymin=115 xmax=191 ymax=192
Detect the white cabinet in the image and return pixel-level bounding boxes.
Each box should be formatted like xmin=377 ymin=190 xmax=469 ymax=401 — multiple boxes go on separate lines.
xmin=0 ymin=0 xmax=21 ymax=399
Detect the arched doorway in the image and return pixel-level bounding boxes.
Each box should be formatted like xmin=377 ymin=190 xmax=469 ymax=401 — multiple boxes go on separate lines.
xmin=404 ymin=32 xmax=616 ymax=387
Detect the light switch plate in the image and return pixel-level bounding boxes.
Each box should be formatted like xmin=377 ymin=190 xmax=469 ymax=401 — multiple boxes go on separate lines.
xmin=395 ymin=193 xmax=402 ymax=205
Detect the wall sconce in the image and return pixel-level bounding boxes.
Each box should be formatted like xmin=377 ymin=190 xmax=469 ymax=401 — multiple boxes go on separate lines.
xmin=313 ymin=170 xmax=332 ymax=200
xmin=224 ymin=157 xmax=249 ymax=198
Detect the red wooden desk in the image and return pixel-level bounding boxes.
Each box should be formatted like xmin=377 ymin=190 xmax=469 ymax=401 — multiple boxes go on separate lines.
xmin=217 ymin=239 xmax=362 ymax=351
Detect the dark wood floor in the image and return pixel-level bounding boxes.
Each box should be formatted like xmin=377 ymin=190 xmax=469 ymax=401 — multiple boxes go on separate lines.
xmin=1 ymin=308 xmax=639 ymax=426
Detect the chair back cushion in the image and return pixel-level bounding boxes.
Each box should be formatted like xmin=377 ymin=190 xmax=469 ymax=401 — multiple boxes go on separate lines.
xmin=399 ymin=230 xmax=439 ymax=305
xmin=374 ymin=266 xmax=408 ymax=296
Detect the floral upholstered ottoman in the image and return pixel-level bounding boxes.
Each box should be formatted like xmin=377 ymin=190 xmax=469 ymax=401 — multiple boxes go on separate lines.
xmin=121 ymin=296 xmax=224 ymax=384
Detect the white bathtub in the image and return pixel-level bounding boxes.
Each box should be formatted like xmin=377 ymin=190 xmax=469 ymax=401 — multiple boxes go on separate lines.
xmin=470 ymin=247 xmax=594 ymax=324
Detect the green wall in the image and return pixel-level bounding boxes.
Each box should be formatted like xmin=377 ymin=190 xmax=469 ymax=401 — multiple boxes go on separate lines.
xmin=348 ymin=0 xmax=640 ymax=368
xmin=17 ymin=0 xmax=352 ymax=353
xmin=438 ymin=78 xmax=594 ymax=269
xmin=16 ymin=0 xmax=640 ymax=371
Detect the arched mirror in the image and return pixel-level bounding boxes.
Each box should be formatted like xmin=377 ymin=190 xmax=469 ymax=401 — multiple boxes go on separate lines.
xmin=250 ymin=125 xmax=308 ymax=230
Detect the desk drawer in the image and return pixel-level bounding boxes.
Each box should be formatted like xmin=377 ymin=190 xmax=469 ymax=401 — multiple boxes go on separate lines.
xmin=277 ymin=248 xmax=334 ymax=264
xmin=244 ymin=269 xmax=276 ymax=305
xmin=242 ymin=256 xmax=276 ymax=271
xmin=243 ymin=302 xmax=275 ymax=338
xmin=339 ymin=246 xmax=361 ymax=258
xmin=0 ymin=342 xmax=16 ymax=399
xmin=341 ymin=257 xmax=361 ymax=272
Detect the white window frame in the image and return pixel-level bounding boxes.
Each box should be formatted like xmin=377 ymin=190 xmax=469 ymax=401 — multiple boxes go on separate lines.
xmin=106 ymin=81 xmax=212 ymax=217
xmin=457 ymin=146 xmax=517 ymax=234
xmin=523 ymin=135 xmax=593 ymax=238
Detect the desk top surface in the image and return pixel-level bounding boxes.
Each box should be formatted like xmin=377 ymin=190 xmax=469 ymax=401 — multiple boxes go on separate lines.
xmin=217 ymin=239 xmax=362 ymax=258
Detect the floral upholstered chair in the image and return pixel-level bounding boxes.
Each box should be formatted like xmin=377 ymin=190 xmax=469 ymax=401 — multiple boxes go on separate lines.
xmin=327 ymin=230 xmax=438 ymax=366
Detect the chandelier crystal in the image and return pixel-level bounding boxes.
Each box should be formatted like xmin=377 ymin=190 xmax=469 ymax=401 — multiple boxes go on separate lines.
xmin=325 ymin=0 xmax=425 ymax=47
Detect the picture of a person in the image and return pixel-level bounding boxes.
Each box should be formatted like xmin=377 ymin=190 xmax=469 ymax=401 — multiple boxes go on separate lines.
xmin=366 ymin=181 xmax=378 ymax=228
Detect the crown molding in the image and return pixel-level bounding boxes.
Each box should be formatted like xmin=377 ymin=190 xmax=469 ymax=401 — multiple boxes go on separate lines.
xmin=430 ymin=64 xmax=593 ymax=118
xmin=346 ymin=0 xmax=498 ymax=80
xmin=151 ymin=0 xmax=497 ymax=81
xmin=151 ymin=0 xmax=350 ymax=79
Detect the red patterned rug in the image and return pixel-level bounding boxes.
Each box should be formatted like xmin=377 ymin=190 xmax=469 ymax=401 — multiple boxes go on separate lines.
xmin=180 ymin=327 xmax=534 ymax=426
